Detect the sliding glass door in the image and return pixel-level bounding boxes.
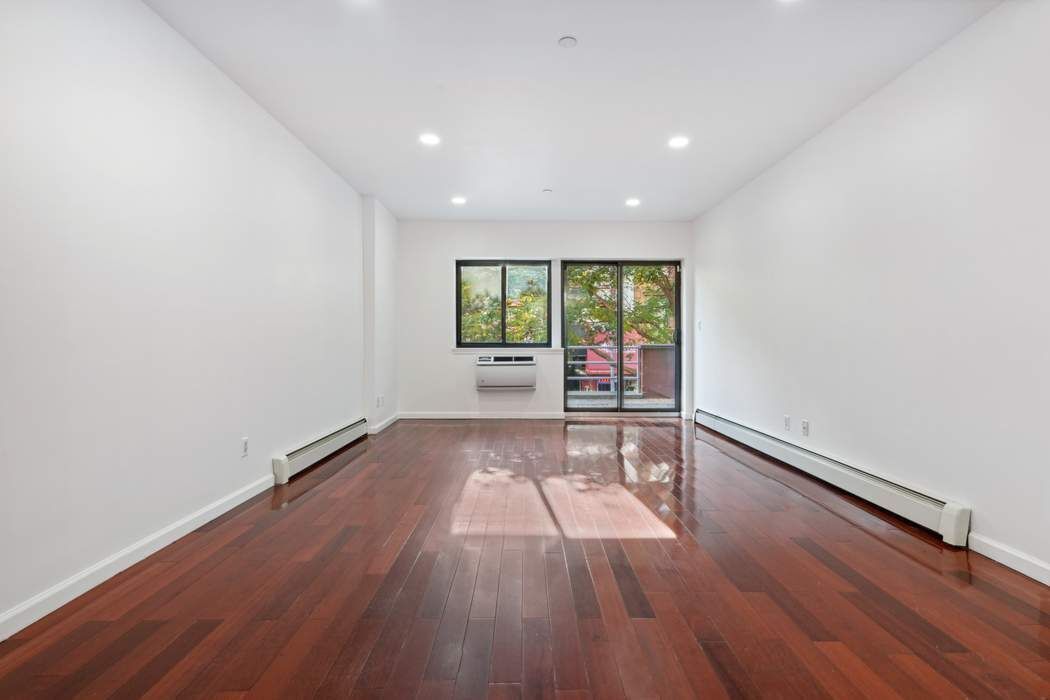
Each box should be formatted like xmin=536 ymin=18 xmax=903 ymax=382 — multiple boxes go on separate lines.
xmin=562 ymin=261 xmax=680 ymax=412
xmin=563 ymin=263 xmax=620 ymax=410
xmin=621 ymin=264 xmax=679 ymax=410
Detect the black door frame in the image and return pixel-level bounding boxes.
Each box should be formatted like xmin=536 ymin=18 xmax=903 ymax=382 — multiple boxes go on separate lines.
xmin=561 ymin=260 xmax=682 ymax=413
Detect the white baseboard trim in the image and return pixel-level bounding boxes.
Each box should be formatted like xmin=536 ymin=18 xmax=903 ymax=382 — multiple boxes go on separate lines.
xmin=693 ymin=408 xmax=971 ymax=546
xmin=969 ymin=533 xmax=1050 ymax=586
xmin=0 ymin=474 xmax=274 ymax=642
xmin=569 ymin=412 xmax=681 ymax=418
xmin=399 ymin=411 xmax=567 ymax=420
xmin=398 ymin=411 xmax=687 ymax=421
xmin=451 ymin=347 xmax=565 ymax=355
xmin=368 ymin=413 xmax=400 ymax=434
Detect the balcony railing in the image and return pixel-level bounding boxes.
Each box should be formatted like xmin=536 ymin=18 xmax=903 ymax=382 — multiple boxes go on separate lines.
xmin=565 ymin=344 xmax=674 ymax=397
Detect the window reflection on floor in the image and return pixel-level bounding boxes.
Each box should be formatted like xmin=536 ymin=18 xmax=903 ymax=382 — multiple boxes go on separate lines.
xmin=565 ymin=423 xmax=676 ymax=484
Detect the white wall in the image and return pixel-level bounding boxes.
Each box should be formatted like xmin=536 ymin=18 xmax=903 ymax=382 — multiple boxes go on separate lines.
xmin=363 ymin=197 xmax=400 ymax=432
xmin=397 ymin=221 xmax=693 ymax=418
xmin=692 ymin=1 xmax=1050 ymax=583
xmin=0 ymin=0 xmax=365 ymax=637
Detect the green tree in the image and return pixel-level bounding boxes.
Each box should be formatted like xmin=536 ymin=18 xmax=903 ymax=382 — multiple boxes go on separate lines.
xmin=623 ymin=265 xmax=676 ymax=344
xmin=460 ymin=264 xmax=549 ymax=344
xmin=564 ymin=264 xmax=675 ymax=346
xmin=564 ymin=265 xmax=618 ymax=347
xmin=460 ymin=266 xmax=501 ymax=343
xmin=506 ymin=266 xmax=548 ymax=343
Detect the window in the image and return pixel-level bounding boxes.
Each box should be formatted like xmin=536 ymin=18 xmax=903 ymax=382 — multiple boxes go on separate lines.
xmin=457 ymin=260 xmax=551 ymax=347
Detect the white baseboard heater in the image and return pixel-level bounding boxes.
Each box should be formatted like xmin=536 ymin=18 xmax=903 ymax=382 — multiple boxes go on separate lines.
xmin=272 ymin=418 xmax=367 ymax=485
xmin=693 ymin=409 xmax=971 ymax=546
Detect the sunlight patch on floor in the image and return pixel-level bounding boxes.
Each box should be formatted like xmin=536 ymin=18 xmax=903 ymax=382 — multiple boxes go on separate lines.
xmin=449 ymin=468 xmax=676 ymax=539
xmin=449 ymin=468 xmax=559 ymax=538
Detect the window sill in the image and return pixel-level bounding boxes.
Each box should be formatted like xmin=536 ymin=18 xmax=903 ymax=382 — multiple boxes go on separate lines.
xmin=452 ymin=347 xmax=564 ymax=355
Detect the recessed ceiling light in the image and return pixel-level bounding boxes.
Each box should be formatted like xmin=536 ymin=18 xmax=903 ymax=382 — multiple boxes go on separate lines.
xmin=542 ymin=188 xmax=553 ymax=194
xmin=668 ymin=135 xmax=691 ymax=149
xmin=558 ymin=36 xmax=578 ymax=49
xmin=625 ymin=197 xmax=641 ymax=208
xmin=451 ymin=196 xmax=467 ymax=206
xmin=419 ymin=132 xmax=441 ymax=146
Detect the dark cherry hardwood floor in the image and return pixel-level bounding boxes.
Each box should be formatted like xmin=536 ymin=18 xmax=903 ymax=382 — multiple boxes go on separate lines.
xmin=2 ymin=419 xmax=1048 ymax=698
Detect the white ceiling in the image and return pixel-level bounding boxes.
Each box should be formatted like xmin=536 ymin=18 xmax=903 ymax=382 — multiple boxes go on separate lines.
xmin=145 ymin=0 xmax=998 ymax=221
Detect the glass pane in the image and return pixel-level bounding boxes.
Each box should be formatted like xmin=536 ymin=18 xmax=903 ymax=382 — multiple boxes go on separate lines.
xmin=505 ymin=265 xmax=548 ymax=344
xmin=459 ymin=265 xmax=502 ymax=344
xmin=564 ymin=264 xmax=619 ymax=409
xmin=622 ymin=264 xmax=677 ymax=409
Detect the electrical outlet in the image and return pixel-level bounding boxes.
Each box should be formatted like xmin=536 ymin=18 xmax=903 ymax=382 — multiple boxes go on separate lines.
xmin=784 ymin=415 xmax=791 ymax=431
xmin=376 ymin=395 xmax=385 ymax=408
xmin=801 ymin=420 xmax=810 ymax=437
xmin=241 ymin=437 xmax=249 ymax=458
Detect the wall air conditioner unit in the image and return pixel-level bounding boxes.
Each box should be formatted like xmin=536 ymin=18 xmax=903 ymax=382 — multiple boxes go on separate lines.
xmin=475 ymin=355 xmax=537 ymax=390
xmin=272 ymin=418 xmax=367 ymax=485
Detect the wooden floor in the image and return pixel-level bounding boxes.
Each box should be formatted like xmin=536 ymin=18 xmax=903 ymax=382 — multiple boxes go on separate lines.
xmin=2 ymin=420 xmax=1048 ymax=699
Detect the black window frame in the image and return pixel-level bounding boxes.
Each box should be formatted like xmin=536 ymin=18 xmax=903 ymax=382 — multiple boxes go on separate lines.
xmin=456 ymin=259 xmax=553 ymax=348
